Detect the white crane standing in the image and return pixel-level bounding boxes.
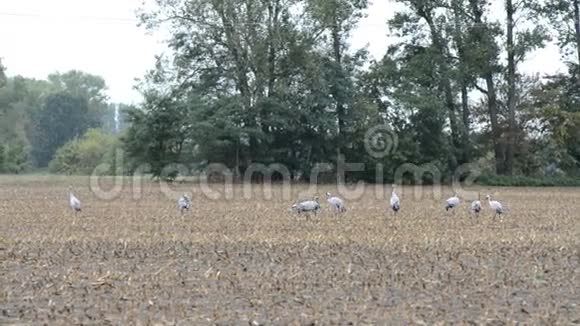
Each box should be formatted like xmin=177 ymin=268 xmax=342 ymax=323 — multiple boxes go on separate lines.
xmin=68 ymin=186 xmax=82 ymax=214
xmin=178 ymin=194 xmax=191 ymax=214
xmin=445 ymin=193 xmax=460 ymax=213
xmin=326 ymin=192 xmax=346 ymax=214
xmin=486 ymin=194 xmax=503 ymax=219
xmin=390 ymin=185 xmax=400 ymax=214
xmin=471 ymin=193 xmax=482 ymax=217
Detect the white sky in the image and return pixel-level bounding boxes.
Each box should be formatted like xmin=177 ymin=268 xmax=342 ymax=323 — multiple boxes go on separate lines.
xmin=0 ymin=0 xmax=566 ymax=104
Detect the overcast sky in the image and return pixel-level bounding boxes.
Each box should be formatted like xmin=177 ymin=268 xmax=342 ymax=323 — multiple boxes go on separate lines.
xmin=0 ymin=0 xmax=565 ymax=104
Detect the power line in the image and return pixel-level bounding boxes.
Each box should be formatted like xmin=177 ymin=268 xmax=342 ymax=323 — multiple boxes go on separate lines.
xmin=0 ymin=11 xmax=499 ymax=29
xmin=0 ymin=12 xmax=138 ymax=24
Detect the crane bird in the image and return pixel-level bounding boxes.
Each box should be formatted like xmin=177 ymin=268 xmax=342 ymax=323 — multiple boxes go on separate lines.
xmin=471 ymin=193 xmax=482 ymax=217
xmin=445 ymin=193 xmax=460 ymax=213
xmin=68 ymin=186 xmax=82 ymax=214
xmin=390 ymin=185 xmax=400 ymax=214
xmin=178 ymin=194 xmax=191 ymax=213
xmin=486 ymin=194 xmax=503 ymax=219
xmin=291 ymin=197 xmax=321 ymax=217
xmin=326 ymin=192 xmax=346 ymax=214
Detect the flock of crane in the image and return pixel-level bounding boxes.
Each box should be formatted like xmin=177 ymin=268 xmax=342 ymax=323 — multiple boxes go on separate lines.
xmin=289 ymin=186 xmax=505 ymax=218
xmin=68 ymin=185 xmax=504 ymax=218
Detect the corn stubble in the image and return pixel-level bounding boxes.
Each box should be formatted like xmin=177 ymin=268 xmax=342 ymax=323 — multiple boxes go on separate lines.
xmin=0 ymin=181 xmax=579 ymax=324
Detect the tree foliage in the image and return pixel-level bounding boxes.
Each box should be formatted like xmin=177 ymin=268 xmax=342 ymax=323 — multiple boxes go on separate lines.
xmin=49 ymin=129 xmax=120 ymax=175
xmin=119 ymin=0 xmax=580 ymax=181
xmin=0 ymin=64 xmax=122 ymax=172
xmin=3 ymin=0 xmax=580 ymax=181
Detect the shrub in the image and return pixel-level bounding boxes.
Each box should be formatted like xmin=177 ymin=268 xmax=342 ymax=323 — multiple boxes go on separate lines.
xmin=0 ymin=142 xmax=29 ymax=174
xmin=49 ymin=129 xmax=121 ymax=175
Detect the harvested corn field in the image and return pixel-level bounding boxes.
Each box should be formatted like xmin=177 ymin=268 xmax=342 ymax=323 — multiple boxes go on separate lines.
xmin=1 ymin=178 xmax=579 ymax=324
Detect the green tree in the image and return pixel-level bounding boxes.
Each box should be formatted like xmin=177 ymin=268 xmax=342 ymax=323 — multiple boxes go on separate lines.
xmin=48 ymin=70 xmax=109 ymax=128
xmin=0 ymin=74 xmax=46 ymax=173
xmin=541 ymin=0 xmax=580 ymax=65
xmin=137 ymin=0 xmax=345 ymax=178
xmin=461 ymin=0 xmax=505 ymax=174
xmin=504 ymin=0 xmax=549 ymax=175
xmin=31 ymin=92 xmax=91 ymax=167
xmin=1 ymin=141 xmax=29 ymax=173
xmin=528 ymin=69 xmax=580 ymax=174
xmin=123 ymin=94 xmax=193 ymax=179
xmin=364 ymin=43 xmax=448 ymax=168
xmin=304 ymin=0 xmax=369 ymax=160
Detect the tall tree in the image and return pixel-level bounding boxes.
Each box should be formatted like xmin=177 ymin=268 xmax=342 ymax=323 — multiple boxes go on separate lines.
xmin=505 ymin=0 xmax=517 ymax=175
xmin=390 ymin=0 xmax=462 ymax=169
xmin=137 ymin=0 xmax=348 ymax=177
xmin=141 ymin=0 xmax=287 ymax=173
xmin=447 ymin=0 xmax=478 ymax=163
xmin=465 ymin=0 xmax=505 ymax=174
xmin=0 ymin=75 xmax=52 ymax=173
xmin=48 ymin=70 xmax=109 ymax=128
xmin=304 ymin=0 xmax=368 ymax=160
xmin=542 ymin=0 xmax=580 ymax=65
xmin=123 ymin=95 xmax=194 ymax=179
xmin=366 ymin=20 xmax=450 ymax=167
xmin=504 ymin=0 xmax=549 ymax=174
xmin=31 ymin=92 xmax=91 ymax=167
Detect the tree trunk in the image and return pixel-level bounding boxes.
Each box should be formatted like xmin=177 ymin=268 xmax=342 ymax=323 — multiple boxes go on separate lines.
xmin=452 ymin=0 xmax=471 ymax=162
xmin=266 ymin=0 xmax=280 ymax=97
xmin=485 ymin=73 xmax=505 ymax=174
xmin=505 ymin=0 xmax=516 ymax=176
xmin=460 ymin=83 xmax=470 ymax=157
xmin=421 ymin=10 xmax=459 ymax=169
xmin=331 ymin=20 xmax=345 ymax=157
xmin=443 ymin=75 xmax=460 ymax=169
xmin=573 ymin=0 xmax=580 ymax=66
xmin=469 ymin=0 xmax=505 ymax=174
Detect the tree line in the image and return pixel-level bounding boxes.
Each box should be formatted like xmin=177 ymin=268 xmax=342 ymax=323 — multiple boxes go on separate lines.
xmin=2 ymin=0 xmax=579 ymax=183
xmin=0 ymin=65 xmax=130 ymax=174
xmin=125 ymin=0 xmax=580 ymax=182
